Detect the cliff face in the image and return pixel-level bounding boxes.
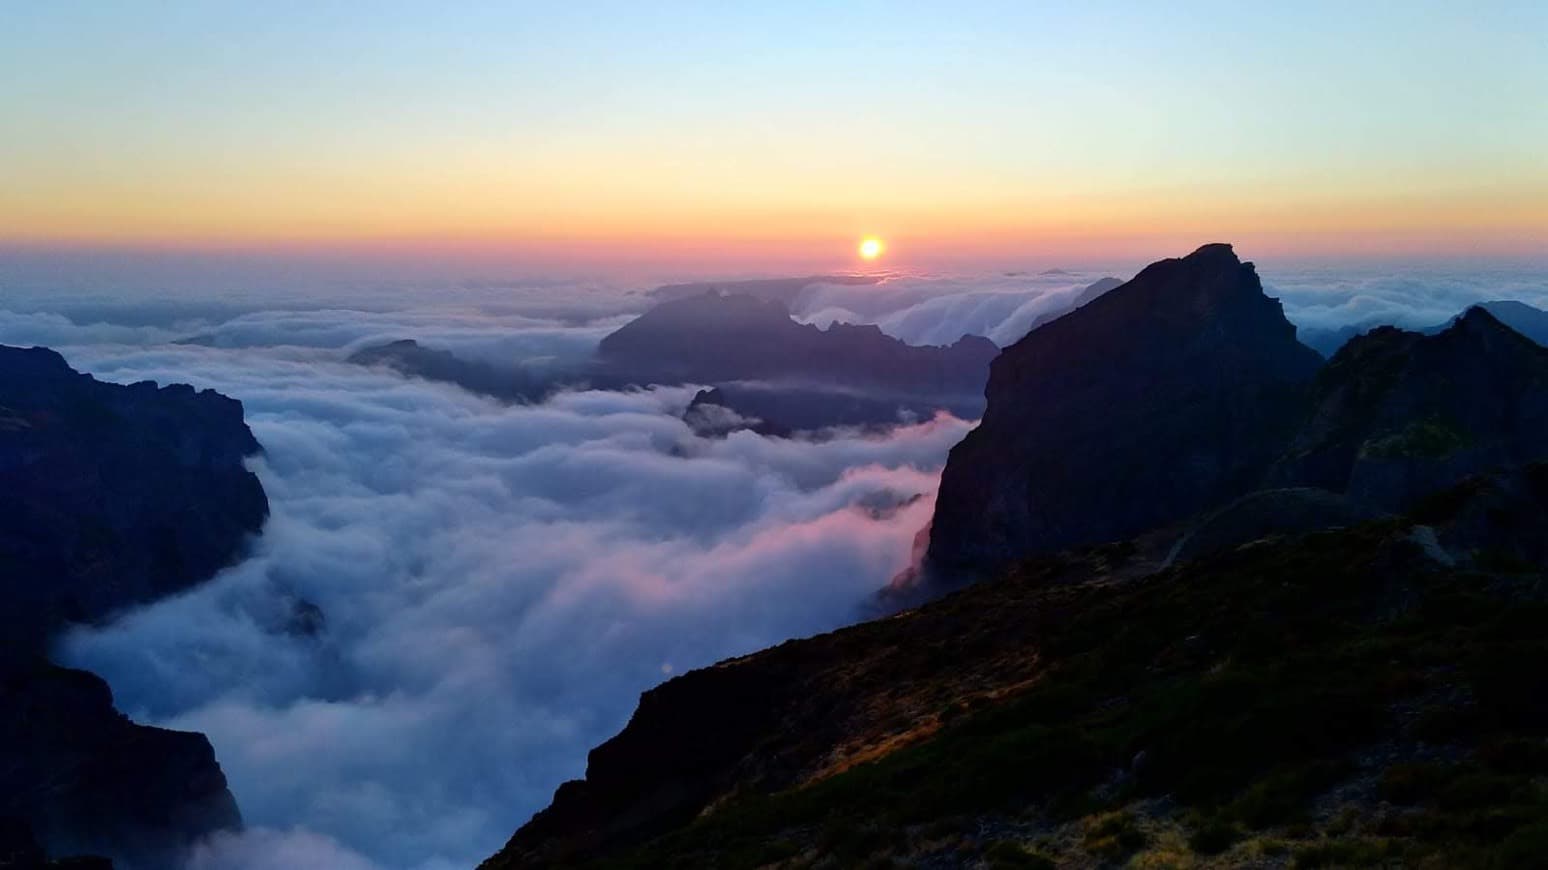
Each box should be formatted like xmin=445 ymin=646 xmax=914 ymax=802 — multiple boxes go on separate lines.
xmin=0 ymin=345 xmax=264 ymax=867
xmin=924 ymin=243 xmax=1322 ymax=579
xmin=0 ymin=345 xmax=269 ymax=653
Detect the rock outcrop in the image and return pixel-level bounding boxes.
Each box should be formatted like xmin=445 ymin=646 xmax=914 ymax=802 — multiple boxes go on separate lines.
xmin=923 ymin=243 xmax=1322 ymax=579
xmin=0 ymin=345 xmax=263 ymax=867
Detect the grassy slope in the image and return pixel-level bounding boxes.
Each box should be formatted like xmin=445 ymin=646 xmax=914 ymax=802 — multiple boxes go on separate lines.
xmin=574 ymin=512 xmax=1548 ymax=869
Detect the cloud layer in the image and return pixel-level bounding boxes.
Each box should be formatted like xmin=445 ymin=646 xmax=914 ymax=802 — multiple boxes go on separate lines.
xmin=36 ymin=315 xmax=966 ymax=870
xmin=791 ymin=271 xmax=1113 ymax=346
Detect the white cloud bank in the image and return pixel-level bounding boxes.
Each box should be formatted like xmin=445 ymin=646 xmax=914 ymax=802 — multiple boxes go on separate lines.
xmin=34 ymin=318 xmax=967 ymax=870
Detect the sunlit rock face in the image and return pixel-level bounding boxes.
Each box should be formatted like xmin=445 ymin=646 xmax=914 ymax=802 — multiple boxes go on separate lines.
xmin=923 ymin=243 xmax=1323 ymax=580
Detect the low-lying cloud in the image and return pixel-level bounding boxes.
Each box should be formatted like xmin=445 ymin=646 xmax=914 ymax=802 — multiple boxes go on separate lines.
xmin=791 ymin=272 xmax=1114 ymax=347
xmin=36 ymin=314 xmax=967 ymax=870
xmin=1263 ymin=267 xmax=1548 ymax=331
xmin=787 ymin=265 xmax=1548 ymax=350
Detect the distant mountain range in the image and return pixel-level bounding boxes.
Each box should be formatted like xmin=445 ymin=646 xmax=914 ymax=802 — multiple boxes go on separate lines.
xmin=1299 ymin=298 xmax=1548 ymax=357
xmin=351 ymin=288 xmax=1003 ymax=432
xmin=486 ymin=244 xmax=1548 ymax=869
xmin=350 ymin=273 xmax=1130 ymax=434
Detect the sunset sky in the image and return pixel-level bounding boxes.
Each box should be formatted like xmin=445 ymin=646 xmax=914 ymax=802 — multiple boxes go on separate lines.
xmin=3 ymin=1 xmax=1544 ymax=274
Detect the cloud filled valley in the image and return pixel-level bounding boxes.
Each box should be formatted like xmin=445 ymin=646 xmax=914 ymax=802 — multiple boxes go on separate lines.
xmin=16 ymin=304 xmax=962 ymax=869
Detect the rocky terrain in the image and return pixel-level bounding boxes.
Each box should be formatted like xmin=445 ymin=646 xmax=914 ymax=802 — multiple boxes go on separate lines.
xmin=485 ymin=244 xmax=1548 ymax=869
xmin=0 ymin=345 xmax=265 ymax=868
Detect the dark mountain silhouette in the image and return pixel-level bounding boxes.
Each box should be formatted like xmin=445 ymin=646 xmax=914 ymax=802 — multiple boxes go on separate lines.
xmin=1451 ymin=299 xmax=1548 ymax=345
xmin=0 ymin=345 xmax=263 ymax=867
xmin=924 ymin=243 xmax=1322 ymax=580
xmin=597 ymin=291 xmax=998 ymax=398
xmin=350 ymin=287 xmax=997 ymax=430
xmin=1299 ymin=299 xmax=1548 ymax=358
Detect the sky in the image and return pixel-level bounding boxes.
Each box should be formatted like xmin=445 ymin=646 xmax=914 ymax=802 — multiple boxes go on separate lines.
xmin=3 ymin=1 xmax=1545 ymax=277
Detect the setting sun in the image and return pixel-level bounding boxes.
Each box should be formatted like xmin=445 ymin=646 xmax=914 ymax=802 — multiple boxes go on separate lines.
xmin=858 ymin=237 xmax=885 ymax=260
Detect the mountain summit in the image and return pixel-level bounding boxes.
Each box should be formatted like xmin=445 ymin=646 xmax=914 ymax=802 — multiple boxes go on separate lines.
xmin=924 ymin=243 xmax=1322 ymax=580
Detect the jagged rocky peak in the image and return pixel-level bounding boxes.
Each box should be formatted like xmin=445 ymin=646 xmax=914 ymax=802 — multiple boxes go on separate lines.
xmin=923 ymin=243 xmax=1323 ymax=580
xmin=1270 ymin=305 xmax=1548 ymax=511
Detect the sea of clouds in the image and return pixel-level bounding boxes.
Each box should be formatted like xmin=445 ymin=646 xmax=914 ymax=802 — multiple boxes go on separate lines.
xmin=2 ymin=257 xmax=1543 ymax=869
xmin=5 ymin=298 xmax=961 ymax=870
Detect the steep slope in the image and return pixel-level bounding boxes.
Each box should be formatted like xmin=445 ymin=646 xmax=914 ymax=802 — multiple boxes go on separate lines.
xmin=485 ymin=473 xmax=1548 ymax=869
xmin=924 ymin=243 xmax=1322 ymax=579
xmin=0 ymin=345 xmax=263 ymax=867
xmin=1271 ymin=308 xmax=1548 ymax=512
xmin=596 ymin=292 xmax=999 ymax=398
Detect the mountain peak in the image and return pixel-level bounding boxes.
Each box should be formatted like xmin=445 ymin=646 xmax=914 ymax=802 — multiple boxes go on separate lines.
xmin=923 ymin=244 xmax=1321 ymax=580
xmin=1448 ymin=304 xmax=1537 ymax=345
xmin=1188 ymin=241 xmax=1237 ymax=258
